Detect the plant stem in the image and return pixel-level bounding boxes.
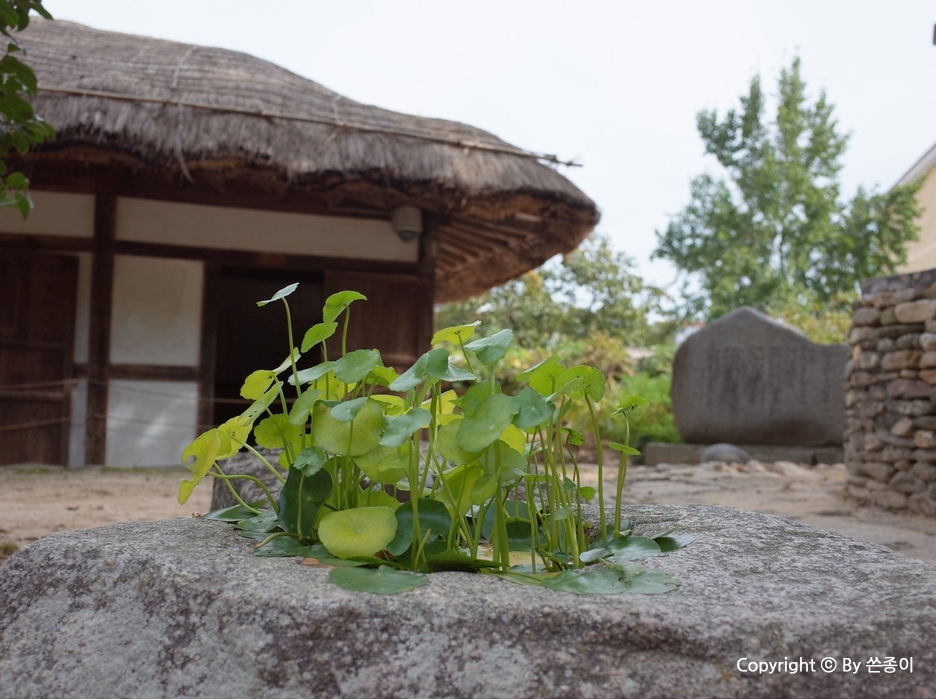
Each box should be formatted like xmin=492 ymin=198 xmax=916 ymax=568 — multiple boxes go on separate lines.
xmin=585 ymin=395 xmax=607 ymax=542
xmin=236 ymin=441 xmax=287 ymax=485
xmin=210 ymin=468 xmax=264 ymax=514
xmin=341 ymin=307 xmax=351 ymax=357
xmin=280 ymin=298 xmax=302 ymax=398
xmin=613 ymin=415 xmax=631 ymax=533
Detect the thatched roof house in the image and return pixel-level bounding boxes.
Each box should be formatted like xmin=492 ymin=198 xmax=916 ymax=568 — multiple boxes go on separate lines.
xmin=0 ymin=19 xmax=598 ymax=468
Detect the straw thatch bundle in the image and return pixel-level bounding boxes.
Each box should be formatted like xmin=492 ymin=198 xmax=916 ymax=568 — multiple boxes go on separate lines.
xmin=18 ymin=19 xmax=599 ymax=300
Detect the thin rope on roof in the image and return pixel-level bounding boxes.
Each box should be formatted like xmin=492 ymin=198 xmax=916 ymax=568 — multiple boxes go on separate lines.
xmin=38 ymin=86 xmax=581 ymax=168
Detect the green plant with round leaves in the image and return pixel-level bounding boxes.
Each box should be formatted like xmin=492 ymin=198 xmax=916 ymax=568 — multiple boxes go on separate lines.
xmin=181 ymin=285 xmax=690 ymax=595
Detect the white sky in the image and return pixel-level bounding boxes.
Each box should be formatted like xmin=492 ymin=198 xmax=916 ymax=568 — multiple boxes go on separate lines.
xmin=41 ymin=0 xmax=936 ymax=290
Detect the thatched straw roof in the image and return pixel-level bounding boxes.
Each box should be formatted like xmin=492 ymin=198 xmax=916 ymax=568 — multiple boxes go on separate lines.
xmin=19 ymin=19 xmax=599 ymax=301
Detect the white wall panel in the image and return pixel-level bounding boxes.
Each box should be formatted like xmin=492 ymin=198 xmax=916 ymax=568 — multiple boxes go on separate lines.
xmin=0 ymin=191 xmax=94 ymax=238
xmin=115 ymin=197 xmax=418 ymax=262
xmin=68 ymin=379 xmax=87 ymax=469
xmin=110 ymin=255 xmax=203 ymax=366
xmin=105 ymin=380 xmax=198 ymax=467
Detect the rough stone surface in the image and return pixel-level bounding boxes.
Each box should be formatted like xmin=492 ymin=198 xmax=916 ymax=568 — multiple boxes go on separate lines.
xmin=210 ymin=447 xmax=284 ymax=511
xmin=895 ymin=299 xmax=936 ymax=323
xmin=874 ymin=323 xmax=924 ymax=339
xmin=853 ymin=306 xmax=881 ymax=325
xmin=882 ymin=350 xmax=921 ymax=372
xmin=890 ymin=417 xmax=915 ymax=437
xmin=872 ymin=489 xmax=909 ymax=509
xmin=2 ymin=510 xmax=935 ymax=699
xmin=860 ymin=461 xmax=896 ymax=483
xmin=887 ymin=378 xmax=931 ymax=399
xmin=921 ymin=333 xmax=936 ymax=351
xmin=672 ymin=308 xmax=847 ymax=446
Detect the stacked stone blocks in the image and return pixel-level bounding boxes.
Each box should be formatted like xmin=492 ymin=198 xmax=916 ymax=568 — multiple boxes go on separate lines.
xmin=846 ymin=270 xmax=936 ymax=516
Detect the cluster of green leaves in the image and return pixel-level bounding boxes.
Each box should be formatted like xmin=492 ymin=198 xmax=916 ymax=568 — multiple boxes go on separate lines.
xmin=654 ymin=57 xmax=922 ymax=320
xmin=437 ymin=234 xmax=671 ymax=349
xmin=182 ymin=286 xmax=690 ymax=595
xmin=0 ymin=1 xmax=54 ymax=217
xmin=497 ymin=340 xmax=681 ymax=453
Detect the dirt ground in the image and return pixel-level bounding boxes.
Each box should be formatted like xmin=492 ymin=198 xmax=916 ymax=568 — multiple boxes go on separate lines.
xmin=2 ymin=460 xmax=936 ymax=566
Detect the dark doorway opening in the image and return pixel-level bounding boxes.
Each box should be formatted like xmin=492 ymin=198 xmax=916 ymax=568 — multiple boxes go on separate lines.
xmin=0 ymin=251 xmax=77 ymax=465
xmin=212 ymin=269 xmax=323 ymax=426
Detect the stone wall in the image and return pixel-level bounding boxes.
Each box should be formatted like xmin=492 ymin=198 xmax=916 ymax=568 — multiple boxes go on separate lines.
xmin=846 ymin=269 xmax=936 ymax=516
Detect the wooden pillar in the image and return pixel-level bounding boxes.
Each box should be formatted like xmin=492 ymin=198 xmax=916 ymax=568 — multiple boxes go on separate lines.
xmin=198 ymin=262 xmax=219 ymax=432
xmin=418 ymin=212 xmax=443 ymax=352
xmin=84 ymin=182 xmax=116 ymax=465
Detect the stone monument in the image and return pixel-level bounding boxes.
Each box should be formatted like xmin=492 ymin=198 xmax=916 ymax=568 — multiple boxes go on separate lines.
xmin=671 ymin=307 xmax=848 ymax=447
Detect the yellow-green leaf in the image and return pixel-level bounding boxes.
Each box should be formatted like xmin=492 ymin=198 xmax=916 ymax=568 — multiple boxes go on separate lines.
xmin=179 ymin=429 xmax=230 ymax=504
xmin=318 ymin=506 xmax=397 ymax=559
xmin=216 ymin=416 xmax=251 ymax=458
xmin=432 ymin=321 xmax=481 ymax=345
xmin=312 ymin=398 xmax=384 ymax=456
xmin=240 ymin=370 xmax=277 ymax=400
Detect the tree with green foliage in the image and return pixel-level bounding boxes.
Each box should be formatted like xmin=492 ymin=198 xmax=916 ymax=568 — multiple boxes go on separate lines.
xmin=437 ymin=233 xmax=668 ymax=348
xmin=0 ymin=0 xmax=54 ymax=217
xmin=654 ymin=58 xmax=922 ymax=320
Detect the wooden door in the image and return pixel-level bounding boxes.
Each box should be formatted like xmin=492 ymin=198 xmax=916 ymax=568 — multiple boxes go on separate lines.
xmin=0 ymin=251 xmax=78 ymax=465
xmin=323 ymin=271 xmax=432 ymax=371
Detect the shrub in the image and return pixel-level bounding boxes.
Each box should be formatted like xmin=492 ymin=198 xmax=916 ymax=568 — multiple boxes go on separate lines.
xmin=179 ymin=286 xmax=690 ymax=596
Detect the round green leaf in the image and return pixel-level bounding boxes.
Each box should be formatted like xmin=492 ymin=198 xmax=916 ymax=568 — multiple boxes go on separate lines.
xmin=528 ymin=361 xmax=568 ymax=396
xmin=359 ymin=488 xmax=401 ymax=511
xmin=328 ymin=565 xmax=427 ymax=595
xmin=289 ymin=361 xmax=335 ymax=387
xmin=365 ymin=365 xmax=399 ymax=388
xmin=288 ymin=388 xmax=322 ymax=426
xmin=512 ymin=387 xmax=554 ymax=430
xmin=240 ymin=369 xmax=277 ymax=400
xmin=437 ymin=418 xmax=481 ymax=464
xmin=313 ymin=399 xmax=384 ymax=456
xmin=272 ymin=348 xmax=301 ymax=375
xmin=615 ymin=394 xmax=650 ymax=413
xmin=425 ymin=348 xmax=475 ymax=382
xmin=253 ymin=537 xmax=319 ymax=558
xmin=559 ymin=365 xmax=605 ymax=401
xmin=293 ymin=445 xmax=328 ymax=476
xmin=432 ymin=321 xmax=481 ymax=346
xmin=318 ymin=506 xmax=398 ymax=559
xmin=514 ymin=354 xmax=560 ymax=382
xmin=563 ymin=427 xmax=585 ymax=446
xmin=179 ymin=429 xmax=230 ymax=504
xmin=456 ymin=394 xmax=518 ymax=453
xmin=464 ymin=329 xmax=513 ymax=365
xmin=301 ymin=322 xmax=338 ymax=352
xmin=353 ymin=444 xmax=408 ymax=484
xmin=608 ymin=442 xmax=640 ymax=455
xmin=433 ymin=463 xmax=482 ymax=517
xmin=379 ymin=408 xmax=431 ymax=447
xmin=460 ymin=382 xmax=502 ymax=418
xmin=254 ymin=414 xmax=302 ymax=450
xmin=655 ymin=534 xmax=695 ymax=552
xmin=387 ymin=499 xmax=452 ymax=556
xmin=278 ymin=468 xmax=332 ymax=538
xmin=323 ymin=290 xmax=367 ymax=323
xmin=334 ymin=349 xmax=380 ymax=384
xmin=256 ymin=283 xmax=298 ymax=307
xmin=389 ymin=352 xmax=429 ymax=392
xmin=605 ymin=536 xmax=662 ymax=561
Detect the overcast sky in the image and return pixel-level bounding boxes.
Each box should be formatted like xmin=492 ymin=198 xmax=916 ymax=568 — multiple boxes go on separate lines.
xmin=41 ymin=0 xmax=936 ymax=290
